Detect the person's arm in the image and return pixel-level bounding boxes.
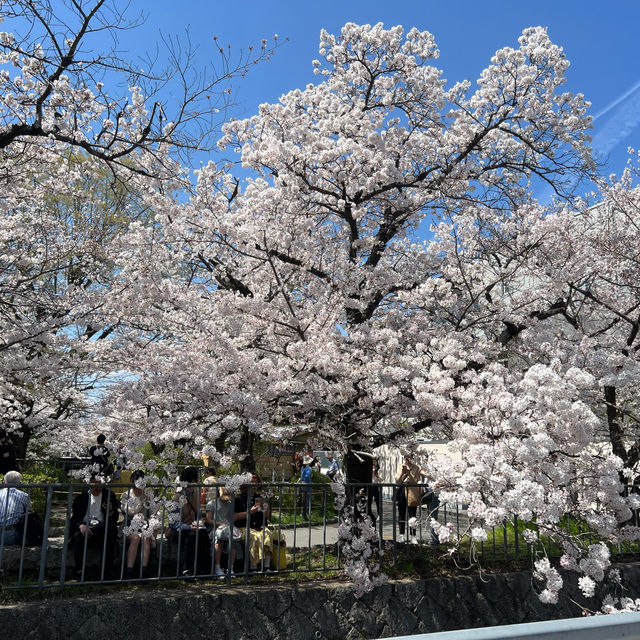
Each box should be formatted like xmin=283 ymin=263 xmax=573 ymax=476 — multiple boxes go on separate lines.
xmin=100 ymin=492 xmax=117 ymax=524
xmin=233 ymin=496 xmax=249 ymax=523
xmin=120 ymin=491 xmax=130 ymax=518
xmin=21 ymin=491 xmax=31 ymax=516
xmin=263 ymin=496 xmax=271 ymax=522
xmin=111 ymin=492 xmax=119 ymax=520
xmin=234 ymin=510 xmax=249 ymax=522
xmin=169 ymin=493 xmax=196 ymax=531
xmin=70 ymin=494 xmax=85 ymax=533
xmin=168 ymin=506 xmax=189 ymax=532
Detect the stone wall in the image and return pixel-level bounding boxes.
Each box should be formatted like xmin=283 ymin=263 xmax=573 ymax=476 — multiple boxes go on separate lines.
xmin=3 ymin=564 xmax=640 ymax=639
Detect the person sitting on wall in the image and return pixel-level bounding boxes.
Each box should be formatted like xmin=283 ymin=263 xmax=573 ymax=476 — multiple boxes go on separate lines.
xmin=70 ymin=475 xmax=119 ymax=579
xmin=120 ymin=469 xmax=154 ymax=579
xmin=234 ymin=472 xmax=283 ymax=572
xmin=0 ymin=471 xmax=30 ymax=545
xmin=206 ymin=480 xmax=242 ymax=577
xmin=200 ymin=467 xmax=215 ymax=505
xmin=168 ymin=466 xmax=208 ymax=576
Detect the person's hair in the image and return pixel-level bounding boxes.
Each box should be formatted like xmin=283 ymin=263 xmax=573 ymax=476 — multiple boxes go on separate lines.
xmin=4 ymin=470 xmax=22 ymax=484
xmin=202 ymin=467 xmax=214 ymax=477
xmin=179 ymin=466 xmax=199 ymax=483
xmin=130 ymin=469 xmax=145 ymax=483
xmin=218 ymin=486 xmax=232 ymax=502
xmin=203 ymin=475 xmax=218 ymax=502
xmin=0 ymin=429 xmax=6 ymax=439
xmin=96 ymin=433 xmax=106 ymax=445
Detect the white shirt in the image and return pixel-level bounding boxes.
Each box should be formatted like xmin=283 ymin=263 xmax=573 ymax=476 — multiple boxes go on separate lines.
xmin=85 ymin=492 xmax=104 ymax=524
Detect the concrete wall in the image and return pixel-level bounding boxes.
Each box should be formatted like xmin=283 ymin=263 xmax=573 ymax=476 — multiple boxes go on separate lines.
xmin=2 ymin=564 xmax=640 ymax=639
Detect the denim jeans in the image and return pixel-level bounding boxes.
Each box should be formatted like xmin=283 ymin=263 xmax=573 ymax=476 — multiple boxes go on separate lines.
xmin=0 ymin=525 xmax=20 ymax=545
xmin=299 ymin=488 xmax=311 ymax=518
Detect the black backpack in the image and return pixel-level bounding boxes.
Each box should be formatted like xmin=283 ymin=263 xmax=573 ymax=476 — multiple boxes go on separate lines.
xmin=17 ymin=511 xmax=44 ymax=546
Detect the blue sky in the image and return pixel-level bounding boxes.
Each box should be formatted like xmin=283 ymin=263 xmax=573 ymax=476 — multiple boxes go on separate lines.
xmin=118 ymin=1 xmax=640 ymax=182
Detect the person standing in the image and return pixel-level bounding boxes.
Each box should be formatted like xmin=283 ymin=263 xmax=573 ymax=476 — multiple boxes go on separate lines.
xmin=326 ymin=454 xmax=339 ymax=481
xmin=0 ymin=471 xmax=30 ymax=545
xmin=424 ymin=482 xmax=441 ymax=545
xmin=367 ymin=458 xmax=382 ymax=524
xmin=88 ymin=434 xmax=113 ymax=476
xmin=395 ymin=456 xmax=425 ymax=544
xmin=299 ymin=454 xmax=313 ymax=519
xmin=0 ymin=430 xmax=20 ymax=475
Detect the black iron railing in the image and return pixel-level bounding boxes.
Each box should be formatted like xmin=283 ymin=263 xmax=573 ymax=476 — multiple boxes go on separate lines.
xmin=2 ymin=480 xmax=637 ymax=590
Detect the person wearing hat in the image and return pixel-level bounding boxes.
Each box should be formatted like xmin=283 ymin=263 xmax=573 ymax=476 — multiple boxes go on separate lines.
xmin=299 ymin=454 xmax=313 ymax=519
xmin=0 ymin=471 xmax=30 ymax=545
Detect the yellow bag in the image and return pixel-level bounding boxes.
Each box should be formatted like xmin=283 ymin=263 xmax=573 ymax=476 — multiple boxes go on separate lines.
xmin=272 ymin=544 xmax=287 ymax=570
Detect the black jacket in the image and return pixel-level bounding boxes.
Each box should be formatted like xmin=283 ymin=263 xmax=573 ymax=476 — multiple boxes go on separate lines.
xmin=70 ymin=488 xmax=119 ymax=534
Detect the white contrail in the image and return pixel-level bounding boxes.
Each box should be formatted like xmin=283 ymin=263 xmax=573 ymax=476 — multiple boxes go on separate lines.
xmin=591 ymin=80 xmax=640 ymax=156
xmin=536 ymin=80 xmax=640 ymax=204
xmin=593 ymin=78 xmax=640 ymax=121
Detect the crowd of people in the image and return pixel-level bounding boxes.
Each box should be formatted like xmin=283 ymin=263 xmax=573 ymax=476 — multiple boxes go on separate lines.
xmin=1 ymin=432 xmax=442 ymax=582
xmin=163 ymin=466 xmax=287 ymax=578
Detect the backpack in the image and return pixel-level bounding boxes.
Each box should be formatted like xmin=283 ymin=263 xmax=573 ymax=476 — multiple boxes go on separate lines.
xmin=17 ymin=511 xmax=44 ymax=546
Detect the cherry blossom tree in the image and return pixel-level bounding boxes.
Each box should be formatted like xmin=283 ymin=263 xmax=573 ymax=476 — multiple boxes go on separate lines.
xmin=421 ymin=168 xmax=640 ymax=606
xmin=0 ymin=0 xmax=277 ymax=456
xmin=105 ymin=22 xmax=594 ymax=457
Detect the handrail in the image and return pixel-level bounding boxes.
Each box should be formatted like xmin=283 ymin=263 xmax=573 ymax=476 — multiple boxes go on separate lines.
xmin=384 ymin=612 xmax=640 ymax=640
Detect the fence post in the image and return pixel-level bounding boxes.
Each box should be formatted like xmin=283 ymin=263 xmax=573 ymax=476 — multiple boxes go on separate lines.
xmin=38 ymin=484 xmax=54 ymax=586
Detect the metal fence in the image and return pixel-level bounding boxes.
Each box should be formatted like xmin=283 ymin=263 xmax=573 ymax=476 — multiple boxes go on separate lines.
xmin=1 ymin=480 xmax=638 ymax=590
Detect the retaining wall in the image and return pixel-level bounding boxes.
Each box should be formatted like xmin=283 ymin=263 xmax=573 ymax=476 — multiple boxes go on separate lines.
xmin=2 ymin=564 xmax=640 ymax=639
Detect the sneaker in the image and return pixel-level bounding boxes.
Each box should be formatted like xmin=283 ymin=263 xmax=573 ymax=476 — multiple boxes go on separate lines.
xmin=214 ymin=567 xmax=225 ymax=577
xmin=399 ymin=535 xmax=405 ymax=543
xmin=410 ymin=536 xmax=419 ymax=545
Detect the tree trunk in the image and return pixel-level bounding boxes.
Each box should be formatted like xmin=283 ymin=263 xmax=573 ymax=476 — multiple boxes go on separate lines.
xmin=239 ymin=427 xmax=255 ymax=472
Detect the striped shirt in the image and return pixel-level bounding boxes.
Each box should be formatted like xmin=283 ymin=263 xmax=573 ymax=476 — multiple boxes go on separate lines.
xmin=0 ymin=487 xmax=30 ymax=528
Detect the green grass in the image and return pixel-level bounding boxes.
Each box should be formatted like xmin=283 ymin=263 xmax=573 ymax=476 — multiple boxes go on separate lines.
xmin=19 ymin=462 xmax=68 ymax=516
